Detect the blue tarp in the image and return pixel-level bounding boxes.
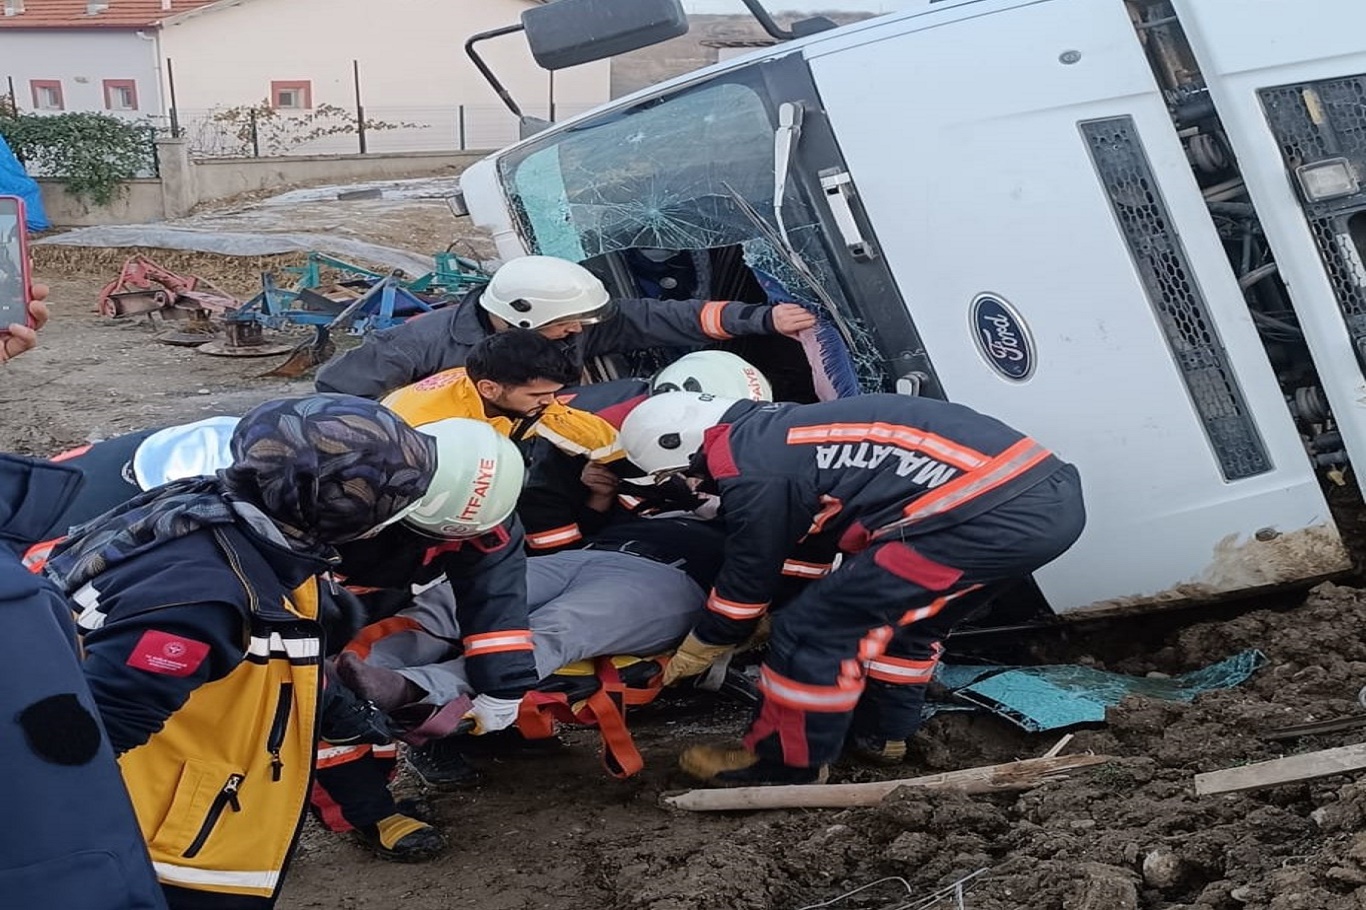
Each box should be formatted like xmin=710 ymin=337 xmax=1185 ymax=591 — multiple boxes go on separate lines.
xmin=925 ymin=649 xmax=1267 ymax=732
xmin=0 ymin=135 xmax=50 ymax=231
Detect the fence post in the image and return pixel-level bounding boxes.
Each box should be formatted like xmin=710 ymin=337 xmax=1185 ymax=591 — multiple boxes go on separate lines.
xmin=165 ymin=57 xmax=181 ymax=138
xmin=249 ymin=108 xmax=260 ymax=157
xmin=353 ymin=59 xmax=367 ymax=154
xmin=458 ymin=104 xmax=466 ymax=151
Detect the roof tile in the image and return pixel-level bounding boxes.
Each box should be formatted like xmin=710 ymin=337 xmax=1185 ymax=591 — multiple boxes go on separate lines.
xmin=0 ymin=0 xmax=219 ymax=29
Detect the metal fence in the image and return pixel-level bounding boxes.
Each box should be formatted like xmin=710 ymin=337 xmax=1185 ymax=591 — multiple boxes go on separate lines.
xmin=169 ymin=102 xmax=599 ymax=159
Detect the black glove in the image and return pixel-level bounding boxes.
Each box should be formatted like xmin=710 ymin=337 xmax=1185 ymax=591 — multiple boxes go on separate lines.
xmin=320 ymin=665 xmax=400 ymax=745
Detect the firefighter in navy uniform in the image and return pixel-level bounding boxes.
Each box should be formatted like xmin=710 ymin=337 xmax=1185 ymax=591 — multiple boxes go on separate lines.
xmin=314 ymin=418 xmax=536 ymax=861
xmin=315 ymin=254 xmax=816 ymax=400
xmin=525 ymin=350 xmax=776 ymax=553
xmin=618 ymin=392 xmax=1086 ymax=785
xmin=42 ymin=395 xmax=438 ymax=909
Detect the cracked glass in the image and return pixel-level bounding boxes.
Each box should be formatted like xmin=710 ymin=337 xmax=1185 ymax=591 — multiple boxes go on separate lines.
xmin=499 ymin=76 xmax=893 ymax=392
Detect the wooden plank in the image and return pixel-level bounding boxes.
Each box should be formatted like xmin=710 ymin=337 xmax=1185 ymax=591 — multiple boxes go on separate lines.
xmin=661 ymin=753 xmax=1110 ymax=812
xmin=1042 ymin=733 xmax=1075 ymax=759
xmin=1260 ymin=715 xmax=1366 ymax=742
xmin=1194 ymin=741 xmax=1366 ymax=796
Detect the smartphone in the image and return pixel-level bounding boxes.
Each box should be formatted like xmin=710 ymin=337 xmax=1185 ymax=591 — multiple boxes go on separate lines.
xmin=0 ymin=195 xmax=33 ymax=332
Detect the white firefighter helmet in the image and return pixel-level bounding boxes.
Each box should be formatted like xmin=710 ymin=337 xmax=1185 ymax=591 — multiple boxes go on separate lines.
xmin=652 ymin=350 xmax=773 ymax=401
xmin=478 ymin=256 xmax=613 ymax=330
xmin=618 ymin=391 xmax=740 ymax=482
xmin=404 ymin=418 xmax=526 ymax=539
xmin=131 ymin=415 xmax=240 ymax=490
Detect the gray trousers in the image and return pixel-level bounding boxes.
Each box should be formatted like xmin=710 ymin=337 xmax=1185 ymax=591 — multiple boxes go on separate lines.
xmin=359 ymin=550 xmax=705 ymax=704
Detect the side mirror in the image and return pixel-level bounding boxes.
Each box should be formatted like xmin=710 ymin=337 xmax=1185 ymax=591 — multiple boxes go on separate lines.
xmin=521 ymin=0 xmax=688 ymax=71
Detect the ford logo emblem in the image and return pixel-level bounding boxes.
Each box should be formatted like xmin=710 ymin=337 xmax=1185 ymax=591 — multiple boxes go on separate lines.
xmin=970 ymin=293 xmax=1035 ymax=381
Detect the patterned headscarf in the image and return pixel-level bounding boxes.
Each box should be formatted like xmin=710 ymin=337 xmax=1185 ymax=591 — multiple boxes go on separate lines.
xmin=47 ymin=394 xmax=436 ymax=595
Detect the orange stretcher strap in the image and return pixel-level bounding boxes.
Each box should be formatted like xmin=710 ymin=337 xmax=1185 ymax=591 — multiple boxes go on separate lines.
xmin=515 ymin=657 xmax=665 ymax=779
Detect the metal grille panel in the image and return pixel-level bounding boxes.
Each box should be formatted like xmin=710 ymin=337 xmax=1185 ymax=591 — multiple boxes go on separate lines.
xmin=1081 ymin=117 xmax=1272 ymax=480
xmin=1260 ymin=77 xmax=1366 ymax=345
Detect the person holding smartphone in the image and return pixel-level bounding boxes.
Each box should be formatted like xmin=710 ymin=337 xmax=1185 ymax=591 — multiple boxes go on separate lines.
xmin=0 ymin=195 xmax=42 ymax=362
xmin=1 ymin=282 xmax=48 ymax=362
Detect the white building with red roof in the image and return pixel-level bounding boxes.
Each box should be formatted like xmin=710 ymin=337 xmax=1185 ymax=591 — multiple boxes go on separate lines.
xmin=0 ymin=0 xmax=611 ymax=151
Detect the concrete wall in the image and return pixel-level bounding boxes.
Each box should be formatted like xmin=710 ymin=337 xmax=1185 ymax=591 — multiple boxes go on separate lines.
xmin=0 ymin=28 xmax=160 ymax=117
xmin=191 ymin=149 xmax=488 ymax=201
xmin=159 ymin=0 xmax=611 ymax=152
xmin=35 ymin=143 xmax=491 ymax=226
xmin=37 ymin=178 xmax=165 ymax=226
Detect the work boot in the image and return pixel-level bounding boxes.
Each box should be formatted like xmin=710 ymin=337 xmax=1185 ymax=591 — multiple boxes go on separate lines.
xmin=335 ymin=652 xmax=423 ymax=713
xmin=678 ymin=743 xmax=829 ymax=787
xmin=454 ymin=726 xmax=565 ymax=758
xmin=351 ymin=811 xmax=447 ymax=863
xmin=847 ymin=735 xmax=908 ymax=766
xmin=405 ymin=737 xmax=482 ymax=790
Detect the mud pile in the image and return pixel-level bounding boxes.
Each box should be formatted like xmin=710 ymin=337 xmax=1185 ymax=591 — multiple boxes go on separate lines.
xmin=591 ymin=583 xmax=1366 ymax=910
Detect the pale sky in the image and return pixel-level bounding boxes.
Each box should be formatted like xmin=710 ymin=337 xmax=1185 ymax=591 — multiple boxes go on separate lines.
xmin=683 ymin=0 xmax=911 ymax=13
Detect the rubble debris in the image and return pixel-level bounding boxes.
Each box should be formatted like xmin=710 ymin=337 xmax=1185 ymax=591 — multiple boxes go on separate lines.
xmin=932 ymin=649 xmax=1266 ymax=732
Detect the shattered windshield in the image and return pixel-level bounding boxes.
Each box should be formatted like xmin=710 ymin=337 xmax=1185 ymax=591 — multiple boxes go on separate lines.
xmin=499 ymin=70 xmax=893 ymax=392
xmin=503 ymin=81 xmax=774 ymax=259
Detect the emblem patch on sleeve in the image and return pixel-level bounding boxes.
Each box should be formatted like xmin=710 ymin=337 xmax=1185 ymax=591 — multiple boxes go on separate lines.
xmin=126 ymin=630 xmax=211 ymax=677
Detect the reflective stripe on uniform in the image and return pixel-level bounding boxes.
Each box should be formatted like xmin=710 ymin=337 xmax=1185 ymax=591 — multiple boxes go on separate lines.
xmin=786 ymin=422 xmax=990 ymax=471
xmin=527 ymin=523 xmax=583 ymax=550
xmin=897 ymin=585 xmax=983 ymax=626
xmin=22 ymin=537 xmax=60 ymax=573
xmin=883 ymin=438 xmax=1053 ymax=534
xmin=464 ymin=629 xmax=534 ymax=656
xmin=72 ymin=582 xmax=105 ymax=631
xmin=758 ymin=665 xmax=862 ymax=712
xmin=806 ymin=494 xmax=843 ymax=536
xmin=699 ymin=301 xmax=732 ymax=339
xmin=344 ymin=616 xmax=426 ymax=660
xmin=856 ymin=625 xmax=894 ymax=664
xmin=781 ymin=559 xmax=833 ymax=579
xmin=315 ymin=744 xmax=370 ymax=767
xmin=247 ymin=633 xmax=321 ymax=660
xmin=535 ymin=421 xmax=624 ymax=462
xmin=152 ymin=862 xmax=279 ymax=892
xmin=706 ymin=591 xmax=769 ymax=621
xmin=867 ymin=656 xmax=938 ymax=684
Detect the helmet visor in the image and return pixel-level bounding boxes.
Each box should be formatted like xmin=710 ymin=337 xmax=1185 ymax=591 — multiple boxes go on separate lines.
xmin=542 ymin=299 xmax=617 ymax=329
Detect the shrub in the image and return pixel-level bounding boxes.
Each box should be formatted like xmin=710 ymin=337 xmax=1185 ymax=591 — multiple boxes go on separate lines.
xmin=0 ymin=110 xmax=155 ymax=206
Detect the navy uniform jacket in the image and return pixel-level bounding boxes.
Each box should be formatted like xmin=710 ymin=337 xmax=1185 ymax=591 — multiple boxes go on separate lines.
xmin=27 ymin=448 xmax=538 ymax=703
xmin=336 ymin=519 xmax=537 ymax=700
xmin=694 ymin=395 xmax=1065 ymax=645
xmin=0 ymin=453 xmax=167 ymax=910
xmin=315 ymin=291 xmax=780 ymax=400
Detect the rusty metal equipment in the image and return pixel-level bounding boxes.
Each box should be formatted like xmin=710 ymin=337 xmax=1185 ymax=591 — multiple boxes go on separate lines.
xmin=196 ymin=321 xmax=295 ymax=358
xmin=98 ymin=255 xmax=238 ymax=323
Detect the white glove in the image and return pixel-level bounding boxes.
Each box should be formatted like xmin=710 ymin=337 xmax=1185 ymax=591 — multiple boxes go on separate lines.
xmin=466 ymin=694 xmax=523 ymax=735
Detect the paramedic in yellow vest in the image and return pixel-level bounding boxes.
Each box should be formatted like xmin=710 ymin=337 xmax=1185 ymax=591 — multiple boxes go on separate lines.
xmin=382 ymin=328 xmax=626 ymax=551
xmin=42 ymin=395 xmax=438 ymax=910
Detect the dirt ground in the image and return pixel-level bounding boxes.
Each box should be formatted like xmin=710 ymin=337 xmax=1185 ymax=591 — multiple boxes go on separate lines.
xmin=13 ymin=269 xmax=1366 ymax=910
